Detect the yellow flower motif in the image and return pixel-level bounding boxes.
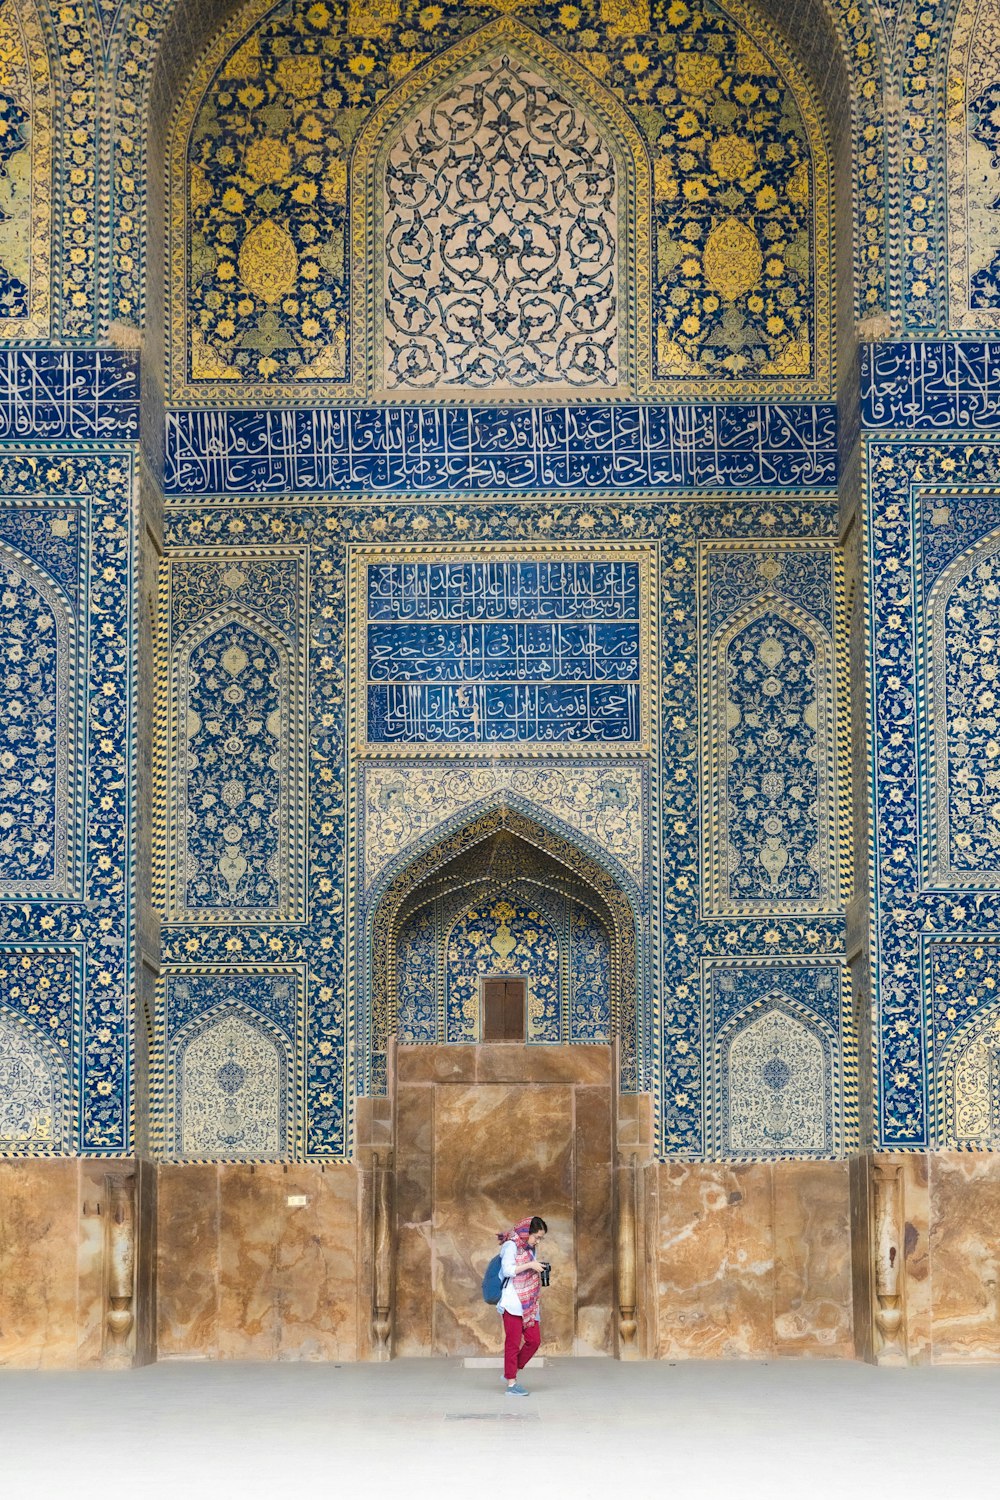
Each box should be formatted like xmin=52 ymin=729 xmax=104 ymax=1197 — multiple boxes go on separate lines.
xmin=674 ymin=51 xmax=720 ymax=95
xmin=666 ymin=0 xmax=689 ymax=21
xmin=348 ymin=53 xmax=375 ymax=75
xmin=755 ymin=185 xmax=778 ymax=210
xmin=419 ymin=4 xmax=443 ymax=27
xmin=307 ymin=2 xmax=332 ymax=25
xmin=245 ymin=137 xmax=292 ymax=184
xmin=709 ymin=133 xmax=755 ymax=181
xmin=559 ymin=3 xmax=581 ymax=25
xmin=276 ymin=54 xmax=323 ymax=97
xmin=622 ymin=51 xmax=650 ymax=74
xmin=221 ymin=188 xmax=244 ymax=214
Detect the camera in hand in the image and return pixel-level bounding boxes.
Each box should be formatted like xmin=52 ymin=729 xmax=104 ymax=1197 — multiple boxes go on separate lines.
xmin=539 ymin=1261 xmax=551 ymax=1287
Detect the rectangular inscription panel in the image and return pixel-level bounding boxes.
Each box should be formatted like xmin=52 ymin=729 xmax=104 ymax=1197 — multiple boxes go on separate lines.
xmin=352 ymin=545 xmax=653 ymax=755
xmin=367 ymin=559 xmax=640 ymax=745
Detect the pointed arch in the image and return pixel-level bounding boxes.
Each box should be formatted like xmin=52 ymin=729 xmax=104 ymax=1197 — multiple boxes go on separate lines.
xmin=168 ymin=1000 xmax=293 ymax=1160
xmin=167 ymin=604 xmax=305 ymax=922
xmin=946 ymin=0 xmax=1000 ymax=329
xmin=353 ymin=16 xmax=647 ymax=397
xmin=705 ymin=596 xmax=839 ymax=915
xmin=0 ymin=1004 xmax=69 ymax=1153
xmin=0 ymin=0 xmax=52 ymax=337
xmin=926 ymin=525 xmax=1000 ymax=887
xmin=0 ymin=538 xmax=79 ymax=899
xmin=361 ymin=797 xmax=642 ymax=1095
xmin=716 ymin=989 xmax=835 ymax=1157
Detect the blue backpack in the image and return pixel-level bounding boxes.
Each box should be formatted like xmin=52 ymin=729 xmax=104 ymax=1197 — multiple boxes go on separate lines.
xmin=482 ymin=1252 xmax=505 ymax=1305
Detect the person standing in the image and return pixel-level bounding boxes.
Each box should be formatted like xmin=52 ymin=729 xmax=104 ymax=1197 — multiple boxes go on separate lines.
xmin=497 ymin=1215 xmax=548 ymax=1396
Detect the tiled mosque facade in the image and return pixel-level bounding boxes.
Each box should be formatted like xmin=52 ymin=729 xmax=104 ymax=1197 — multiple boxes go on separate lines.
xmin=2 ymin=0 xmax=1000 ymax=1367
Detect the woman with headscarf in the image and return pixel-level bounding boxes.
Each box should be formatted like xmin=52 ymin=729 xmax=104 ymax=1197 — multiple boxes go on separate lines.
xmin=496 ymin=1214 xmax=548 ymax=1396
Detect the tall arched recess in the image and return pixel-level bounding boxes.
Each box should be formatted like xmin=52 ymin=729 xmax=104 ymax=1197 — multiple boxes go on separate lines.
xmin=356 ymin=799 xmax=649 ymax=1362
xmin=359 ymin=799 xmax=645 ymax=1096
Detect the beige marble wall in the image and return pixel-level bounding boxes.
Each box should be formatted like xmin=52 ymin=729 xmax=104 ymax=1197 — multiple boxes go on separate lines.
xmin=0 ymin=1159 xmax=141 ymax=1368
xmin=879 ymin=1150 xmax=1000 ymax=1364
xmin=156 ymin=1163 xmax=360 ymax=1361
xmin=654 ymin=1160 xmax=855 ymax=1359
xmin=394 ymin=1043 xmax=614 ymax=1359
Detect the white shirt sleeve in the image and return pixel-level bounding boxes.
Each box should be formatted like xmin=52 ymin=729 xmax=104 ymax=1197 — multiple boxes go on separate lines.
xmin=498 ymin=1241 xmax=523 ymax=1316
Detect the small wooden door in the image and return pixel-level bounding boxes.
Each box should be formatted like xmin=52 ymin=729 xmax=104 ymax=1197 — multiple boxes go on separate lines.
xmin=482 ymin=977 xmax=526 ymax=1041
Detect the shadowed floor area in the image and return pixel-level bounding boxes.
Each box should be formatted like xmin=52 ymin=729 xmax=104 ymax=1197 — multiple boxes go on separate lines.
xmin=4 ymin=1358 xmax=999 ymax=1499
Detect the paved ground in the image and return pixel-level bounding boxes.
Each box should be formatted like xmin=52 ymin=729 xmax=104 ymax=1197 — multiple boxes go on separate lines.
xmin=4 ymin=1357 xmax=999 ymax=1499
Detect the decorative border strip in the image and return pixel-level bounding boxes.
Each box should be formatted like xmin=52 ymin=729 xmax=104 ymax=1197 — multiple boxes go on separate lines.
xmin=163 ymin=402 xmax=838 ymax=495
xmin=0 ymin=350 xmax=139 ymax=439
xmin=861 ymin=341 xmax=1000 ymax=429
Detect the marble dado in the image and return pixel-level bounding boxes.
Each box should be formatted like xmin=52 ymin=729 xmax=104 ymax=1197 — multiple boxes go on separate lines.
xmin=881 ymin=1152 xmax=1000 ymax=1365
xmin=11 ymin=1150 xmax=1000 ymax=1365
xmin=394 ymin=1044 xmax=614 ymax=1361
xmin=652 ymin=1160 xmax=856 ymax=1360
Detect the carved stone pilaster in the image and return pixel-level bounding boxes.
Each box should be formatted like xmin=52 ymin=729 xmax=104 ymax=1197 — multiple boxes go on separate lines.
xmin=616 ymin=1152 xmax=638 ymax=1353
xmin=103 ymin=1173 xmax=135 ymax=1365
xmin=872 ymin=1161 xmax=906 ymax=1365
xmin=372 ymin=1150 xmax=394 ymax=1360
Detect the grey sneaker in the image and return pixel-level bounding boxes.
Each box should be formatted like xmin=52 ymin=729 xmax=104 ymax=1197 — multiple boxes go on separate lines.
xmin=505 ymin=1382 xmax=529 ymax=1396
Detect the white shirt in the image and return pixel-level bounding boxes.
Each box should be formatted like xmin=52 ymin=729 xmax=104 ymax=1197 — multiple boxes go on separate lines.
xmin=498 ymin=1240 xmax=526 ymax=1317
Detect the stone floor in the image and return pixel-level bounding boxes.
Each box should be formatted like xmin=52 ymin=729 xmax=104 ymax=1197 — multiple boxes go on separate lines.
xmin=4 ymin=1358 xmax=999 ymax=1498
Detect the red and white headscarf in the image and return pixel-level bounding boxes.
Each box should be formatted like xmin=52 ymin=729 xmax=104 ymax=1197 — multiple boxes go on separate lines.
xmin=497 ymin=1217 xmax=542 ymax=1325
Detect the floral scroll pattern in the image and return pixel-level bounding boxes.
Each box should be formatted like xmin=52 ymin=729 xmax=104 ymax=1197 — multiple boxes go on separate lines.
xmin=164 ymin=554 xmax=307 ymax=925
xmin=929 ymin=533 xmax=1000 ymax=885
xmin=703 ymin=544 xmax=840 ymax=918
xmin=383 ymin=54 xmax=618 ymax=391
xmin=446 ymin=893 xmax=561 ymax=1041
xmin=723 ymin=613 xmax=824 ymax=906
xmin=179 ymin=623 xmax=284 ymax=915
xmin=0 ymin=1008 xmax=65 ymax=1150
xmin=172 ymin=3 xmax=830 ymax=401
xmin=175 ymin=1009 xmax=287 ymax=1159
xmin=569 ymin=902 xmax=611 ymax=1042
xmin=0 ymin=545 xmax=75 ymax=898
xmin=397 ymin=905 xmax=438 ymax=1043
xmin=721 ymin=1001 xmax=830 ymax=1155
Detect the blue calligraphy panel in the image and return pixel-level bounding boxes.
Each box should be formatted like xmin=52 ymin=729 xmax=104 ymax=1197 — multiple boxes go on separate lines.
xmin=365 ymin=560 xmax=642 ymax=745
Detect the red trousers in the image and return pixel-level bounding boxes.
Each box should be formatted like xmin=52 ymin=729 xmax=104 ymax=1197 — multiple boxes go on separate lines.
xmin=502 ymin=1311 xmax=541 ymax=1381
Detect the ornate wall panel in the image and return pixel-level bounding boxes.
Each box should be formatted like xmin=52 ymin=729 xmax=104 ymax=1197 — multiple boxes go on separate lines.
xmin=701 ymin=541 xmax=843 ymax=917
xmin=706 ymin=957 xmax=847 ymax=1157
xmin=0 ymin=511 xmax=82 ymax=899
xmin=569 ymin=902 xmax=611 ymax=1043
xmin=361 ymin=762 xmax=646 ymax=892
xmin=926 ymin=524 xmax=1000 ymax=886
xmin=161 ymin=551 xmax=308 ymax=924
xmin=350 ymin=543 xmax=654 ymax=755
xmin=446 ymin=893 xmax=562 ymax=1042
xmin=0 ymin=452 xmax=135 ymax=1157
xmin=168 ymin=3 xmax=832 ymax=403
xmin=947 ymin=0 xmax=1000 ymax=330
xmin=162 ymin=967 xmax=304 ymax=1160
xmin=378 ymin=50 xmax=622 ymax=394
xmin=0 ymin=946 xmax=78 ymax=1154
xmin=0 ymin=0 xmax=51 ymax=337
xmin=396 ymin=904 xmax=438 ymax=1045
xmin=866 ymin=439 xmax=1000 ymax=1148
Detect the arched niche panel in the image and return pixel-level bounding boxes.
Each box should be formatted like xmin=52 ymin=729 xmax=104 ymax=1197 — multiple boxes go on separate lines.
xmin=168 ymin=4 xmax=832 ymax=402
xmin=0 ymin=0 xmax=52 ymax=337
xmin=364 ymin=801 xmax=641 ymax=1095
xmin=445 ymin=890 xmax=562 ymax=1043
xmin=169 ymin=1004 xmax=292 ymax=1160
xmin=705 ymin=601 xmax=839 ymax=916
xmin=927 ymin=527 xmax=1000 ymax=887
xmin=569 ymin=901 xmax=611 ymax=1044
xmin=718 ymin=994 xmax=834 ymax=1157
xmin=0 ymin=540 xmax=78 ymax=899
xmin=167 ymin=610 xmax=298 ymax=922
xmin=396 ymin=904 xmax=438 ymax=1045
xmin=0 ymin=1006 xmax=69 ymax=1153
xmin=947 ymin=0 xmax=1000 ymax=329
